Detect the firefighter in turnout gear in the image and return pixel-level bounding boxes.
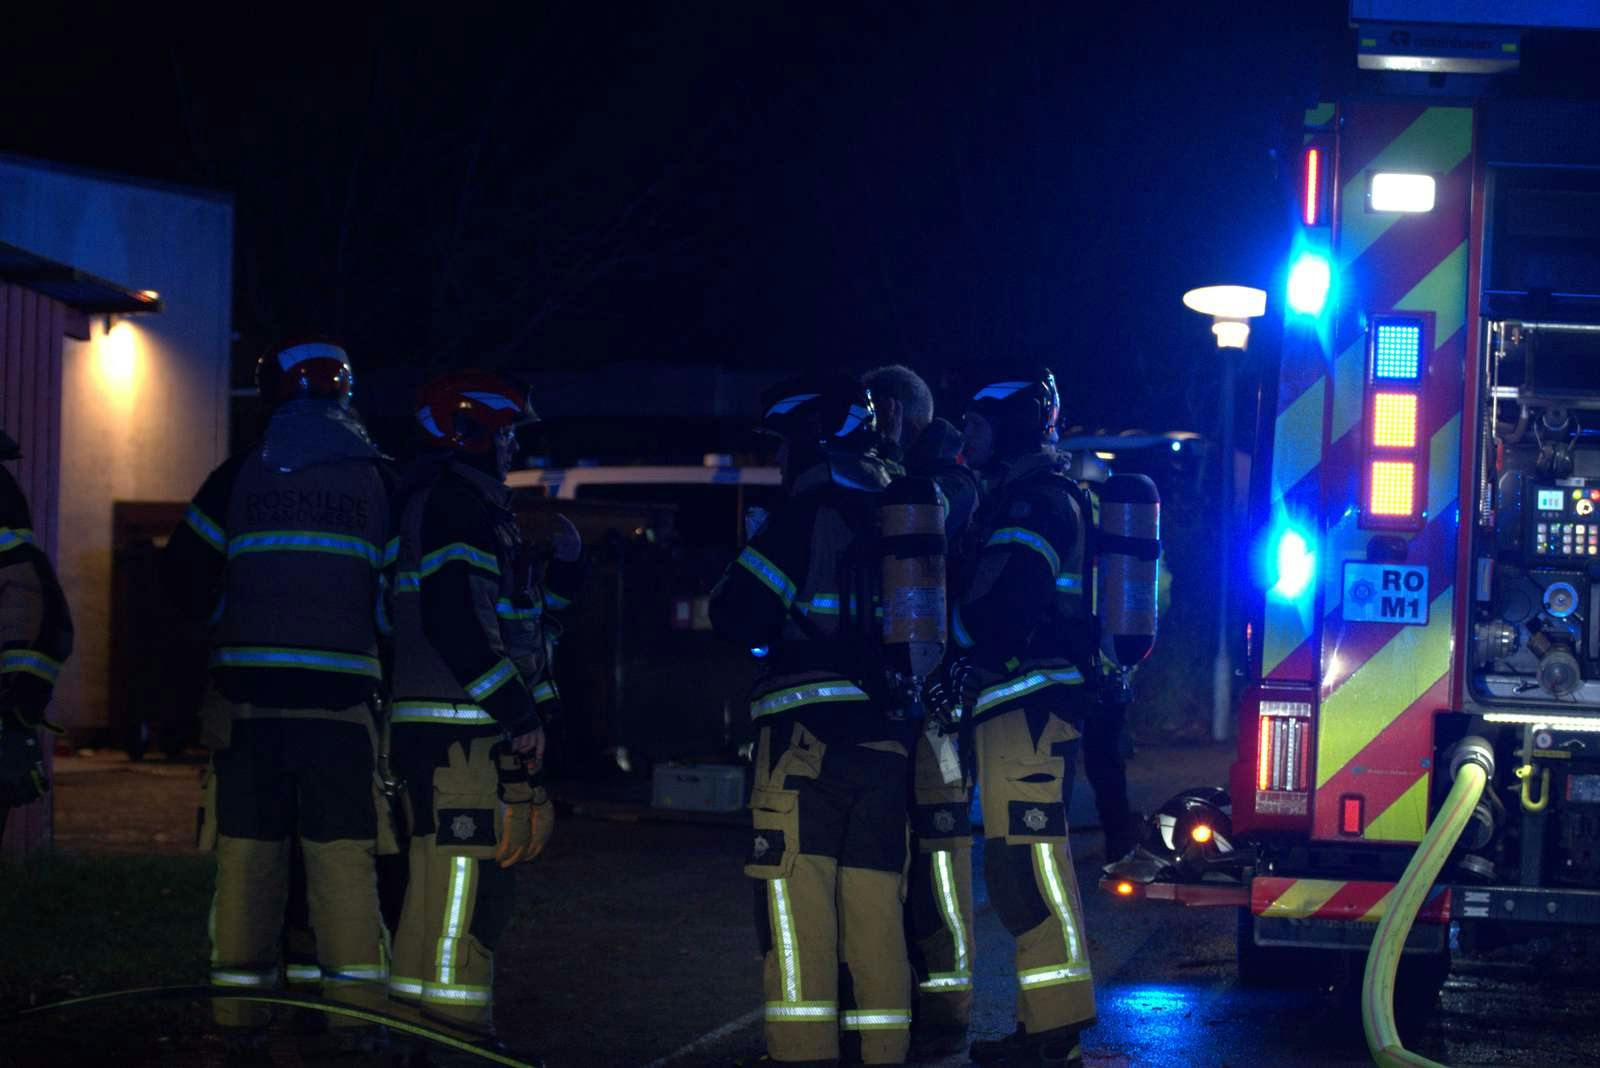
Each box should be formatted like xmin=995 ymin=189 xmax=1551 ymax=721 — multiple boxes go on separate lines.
xmin=0 ymin=429 xmax=73 ymax=841
xmin=862 ymin=364 xmax=978 ymax=1056
xmin=387 ymin=371 xmax=576 ymax=1058
xmin=953 ymin=370 xmax=1096 ymax=1068
xmin=711 ymin=376 xmax=914 ymax=1065
xmin=164 ymin=339 xmax=396 ymax=1054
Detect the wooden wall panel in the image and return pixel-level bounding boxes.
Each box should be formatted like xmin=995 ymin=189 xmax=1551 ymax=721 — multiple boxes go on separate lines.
xmin=0 ymin=281 xmax=67 ymax=855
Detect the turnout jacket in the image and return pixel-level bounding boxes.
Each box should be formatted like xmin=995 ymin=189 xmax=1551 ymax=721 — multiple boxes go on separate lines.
xmin=388 ymin=457 xmax=578 ymax=735
xmin=709 ymin=453 xmax=902 ymax=745
xmin=951 ymin=450 xmax=1090 ymax=724
xmin=0 ymin=465 xmax=73 ymax=726
xmin=165 ymin=402 xmax=398 ymax=711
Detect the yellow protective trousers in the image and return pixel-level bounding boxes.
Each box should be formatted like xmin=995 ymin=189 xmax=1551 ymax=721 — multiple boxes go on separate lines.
xmin=973 ymin=705 xmax=1096 ymax=1036
xmin=906 ymin=728 xmax=975 ymax=1034
xmin=204 ymin=708 xmax=389 ymax=1031
xmin=389 ymin=727 xmax=523 ymax=1039
xmin=747 ymin=720 xmax=913 ymax=1065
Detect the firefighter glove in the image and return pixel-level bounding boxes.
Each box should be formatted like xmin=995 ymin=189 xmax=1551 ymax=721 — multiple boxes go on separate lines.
xmin=495 ymin=787 xmax=554 ymax=867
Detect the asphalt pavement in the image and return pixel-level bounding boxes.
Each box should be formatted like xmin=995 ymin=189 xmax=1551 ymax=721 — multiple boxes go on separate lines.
xmin=32 ymin=743 xmax=1600 ymax=1066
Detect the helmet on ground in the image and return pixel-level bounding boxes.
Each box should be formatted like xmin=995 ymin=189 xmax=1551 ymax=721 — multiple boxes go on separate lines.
xmin=256 ymin=338 xmax=355 ymax=408
xmin=415 ymin=370 xmax=539 ymax=454
xmin=757 ymin=375 xmax=877 ymax=451
xmin=966 ymin=368 xmax=1060 ymax=444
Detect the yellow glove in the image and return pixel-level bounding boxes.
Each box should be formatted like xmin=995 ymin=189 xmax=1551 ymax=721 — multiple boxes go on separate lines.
xmin=495 ymin=787 xmax=555 ymax=867
xmin=526 ymin=788 xmax=554 ymax=859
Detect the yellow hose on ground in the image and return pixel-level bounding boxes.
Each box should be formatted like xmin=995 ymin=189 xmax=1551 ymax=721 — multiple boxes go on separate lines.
xmin=1361 ymin=756 xmax=1488 ymax=1068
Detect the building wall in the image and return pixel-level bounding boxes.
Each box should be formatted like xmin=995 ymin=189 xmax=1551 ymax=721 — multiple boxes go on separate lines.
xmin=0 ymin=158 xmax=232 ymax=732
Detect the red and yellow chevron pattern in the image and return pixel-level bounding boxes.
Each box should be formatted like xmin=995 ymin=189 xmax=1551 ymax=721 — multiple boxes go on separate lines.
xmin=1250 ymin=876 xmax=1451 ymax=924
xmin=1259 ymin=102 xmax=1473 ymax=844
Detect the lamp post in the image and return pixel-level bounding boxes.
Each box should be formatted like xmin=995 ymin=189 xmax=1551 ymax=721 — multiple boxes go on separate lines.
xmin=1182 ymin=285 xmax=1266 ymax=743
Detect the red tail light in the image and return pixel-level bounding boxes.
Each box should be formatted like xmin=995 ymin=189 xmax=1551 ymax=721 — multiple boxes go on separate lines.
xmin=1303 ymin=147 xmax=1322 ymax=227
xmin=1232 ymin=684 xmax=1316 ymax=834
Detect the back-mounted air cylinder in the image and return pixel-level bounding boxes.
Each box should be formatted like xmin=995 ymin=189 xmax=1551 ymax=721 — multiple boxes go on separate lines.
xmin=1097 ymin=474 xmax=1162 ymax=670
xmin=879 ymin=476 xmax=947 ymax=681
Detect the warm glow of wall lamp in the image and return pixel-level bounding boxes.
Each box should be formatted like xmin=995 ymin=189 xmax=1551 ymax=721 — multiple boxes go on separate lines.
xmin=1182 ymin=285 xmax=1267 ymax=349
xmin=102 ymin=289 xmax=161 ymax=334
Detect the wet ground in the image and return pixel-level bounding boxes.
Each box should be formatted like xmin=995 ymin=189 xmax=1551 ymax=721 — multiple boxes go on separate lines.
xmin=13 ymin=744 xmax=1600 ymax=1066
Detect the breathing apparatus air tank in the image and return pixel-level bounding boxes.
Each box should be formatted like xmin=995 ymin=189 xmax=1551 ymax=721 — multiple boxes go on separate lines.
xmin=1096 ymin=473 xmax=1161 ymax=671
xmin=879 ymin=476 xmax=947 ymax=718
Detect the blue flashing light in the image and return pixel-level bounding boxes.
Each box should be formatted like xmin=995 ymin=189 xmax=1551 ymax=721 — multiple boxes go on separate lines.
xmin=1373 ymin=322 xmax=1423 ymax=381
xmin=1287 ymin=253 xmax=1331 ymax=316
xmin=1170 ymin=440 xmax=1182 ymax=452
xmin=750 ymin=645 xmax=770 ymax=659
xmin=1270 ymin=527 xmax=1316 ymax=601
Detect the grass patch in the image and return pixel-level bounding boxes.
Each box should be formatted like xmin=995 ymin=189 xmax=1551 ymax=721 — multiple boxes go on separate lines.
xmin=0 ymin=853 xmax=216 ymax=1063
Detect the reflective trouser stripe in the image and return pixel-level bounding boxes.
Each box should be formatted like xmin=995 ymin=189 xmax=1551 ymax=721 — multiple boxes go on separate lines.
xmin=324 ymin=964 xmax=388 ymax=985
xmin=1018 ymin=962 xmax=1094 ymax=988
xmin=422 ymin=982 xmax=492 ymax=1005
xmin=918 ymin=848 xmax=971 ymax=993
xmin=285 ymin=963 xmax=323 ymax=983
xmin=764 ymin=1001 xmax=837 ymax=1021
xmin=436 ymin=857 xmax=475 ymax=985
xmin=840 ymin=1010 xmax=913 ymax=1031
xmin=390 ymin=976 xmax=426 ymax=1000
xmin=1023 ymin=842 xmax=1091 ymax=989
xmin=769 ymin=878 xmax=802 ymax=1002
xmin=210 ymin=968 xmax=277 ymax=987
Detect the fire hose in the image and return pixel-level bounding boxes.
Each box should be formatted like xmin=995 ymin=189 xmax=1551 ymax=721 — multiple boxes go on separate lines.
xmin=3 ymin=985 xmax=538 ymax=1067
xmin=1360 ymin=736 xmax=1493 ymax=1068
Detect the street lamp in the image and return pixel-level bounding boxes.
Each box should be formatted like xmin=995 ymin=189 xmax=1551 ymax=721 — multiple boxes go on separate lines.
xmin=1182 ymin=285 xmax=1266 ymax=743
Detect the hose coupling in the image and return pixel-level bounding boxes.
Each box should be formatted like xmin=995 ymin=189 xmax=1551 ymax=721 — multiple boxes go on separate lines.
xmin=1449 ymin=735 xmax=1496 ymax=781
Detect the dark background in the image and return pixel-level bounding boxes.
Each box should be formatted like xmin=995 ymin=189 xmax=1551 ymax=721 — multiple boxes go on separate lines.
xmin=2 ymin=2 xmax=1360 ymax=437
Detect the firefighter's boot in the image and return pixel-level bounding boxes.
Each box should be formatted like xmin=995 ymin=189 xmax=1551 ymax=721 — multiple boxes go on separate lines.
xmin=968 ymin=1025 xmax=1083 ymax=1067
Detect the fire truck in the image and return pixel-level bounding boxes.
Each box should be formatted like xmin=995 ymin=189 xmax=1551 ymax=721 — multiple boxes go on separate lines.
xmin=1104 ymin=3 xmax=1600 ymax=1011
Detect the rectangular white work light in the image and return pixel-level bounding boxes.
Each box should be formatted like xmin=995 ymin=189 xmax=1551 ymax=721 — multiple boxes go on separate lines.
xmin=1370 ymin=172 xmax=1436 ymax=213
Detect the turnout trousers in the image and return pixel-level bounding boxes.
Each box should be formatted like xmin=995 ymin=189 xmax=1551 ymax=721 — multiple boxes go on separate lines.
xmin=974 ymin=705 xmax=1096 ymax=1036
xmin=389 ymin=724 xmax=520 ymax=1039
xmin=747 ymin=720 xmax=913 ymax=1064
xmin=204 ymin=706 xmax=389 ymax=1030
xmin=906 ymin=728 xmax=975 ymax=1035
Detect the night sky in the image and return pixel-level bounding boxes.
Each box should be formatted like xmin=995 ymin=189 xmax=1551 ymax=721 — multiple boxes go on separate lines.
xmin=9 ymin=3 xmax=1365 ymax=433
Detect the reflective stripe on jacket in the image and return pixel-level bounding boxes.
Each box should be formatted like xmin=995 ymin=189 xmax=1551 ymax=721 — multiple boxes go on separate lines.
xmin=206 ymin=449 xmax=394 ymax=710
xmin=956 ymin=451 xmax=1088 ymax=723
xmin=709 ymin=456 xmax=891 ymax=728
xmin=389 ymin=459 xmax=571 ymax=731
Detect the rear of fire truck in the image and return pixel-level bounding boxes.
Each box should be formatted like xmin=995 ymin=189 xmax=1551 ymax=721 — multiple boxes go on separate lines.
xmin=1104 ymin=3 xmax=1600 ymax=1004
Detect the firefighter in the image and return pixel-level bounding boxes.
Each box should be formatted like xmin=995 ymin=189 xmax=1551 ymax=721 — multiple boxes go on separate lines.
xmin=0 ymin=429 xmax=73 ymax=841
xmin=387 ymin=371 xmax=576 ymax=1063
xmin=952 ymin=369 xmax=1096 ymax=1068
xmin=165 ymin=339 xmax=396 ymax=1056
xmin=862 ymin=364 xmax=978 ymax=1056
xmin=862 ymin=364 xmax=979 ymax=539
xmin=711 ymin=375 xmax=913 ymax=1066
